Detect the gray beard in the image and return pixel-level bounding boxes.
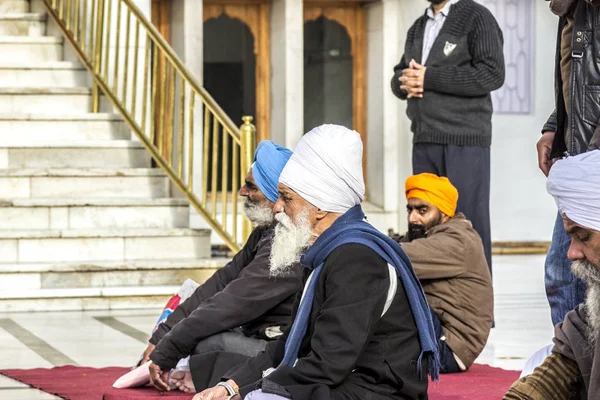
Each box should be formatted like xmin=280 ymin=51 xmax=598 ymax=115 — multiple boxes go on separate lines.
xmin=572 ymin=260 xmax=600 ymax=347
xmin=243 ymin=199 xmax=274 ymax=227
xmin=269 ymin=209 xmax=313 ymax=277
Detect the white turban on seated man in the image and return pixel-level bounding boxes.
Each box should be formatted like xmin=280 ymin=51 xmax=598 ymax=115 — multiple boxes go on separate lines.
xmin=191 ymin=124 xmax=439 ymax=400
xmin=505 ymin=149 xmax=600 ymax=400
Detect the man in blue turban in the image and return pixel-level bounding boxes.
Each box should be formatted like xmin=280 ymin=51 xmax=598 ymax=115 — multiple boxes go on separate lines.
xmin=147 ymin=141 xmax=302 ymax=392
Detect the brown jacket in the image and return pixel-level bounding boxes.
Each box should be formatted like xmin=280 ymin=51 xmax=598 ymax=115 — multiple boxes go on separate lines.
xmin=505 ymin=305 xmax=598 ymax=400
xmin=398 ymin=213 xmax=494 ymax=367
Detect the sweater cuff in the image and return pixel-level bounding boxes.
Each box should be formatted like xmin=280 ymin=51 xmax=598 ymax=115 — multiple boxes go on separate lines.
xmin=423 ymin=67 xmax=444 ymax=92
xmin=149 ymin=346 xmax=177 ymax=370
xmin=390 ymin=72 xmax=408 ymax=100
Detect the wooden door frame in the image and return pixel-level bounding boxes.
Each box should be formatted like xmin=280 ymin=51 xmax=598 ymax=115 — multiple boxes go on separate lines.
xmin=151 ymin=0 xmax=173 ymax=160
xmin=204 ymin=1 xmax=270 ymax=142
xmin=303 ymin=2 xmax=367 ymax=189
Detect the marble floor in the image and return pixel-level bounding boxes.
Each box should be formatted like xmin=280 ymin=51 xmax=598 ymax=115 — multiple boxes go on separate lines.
xmin=0 ymin=254 xmax=554 ymax=399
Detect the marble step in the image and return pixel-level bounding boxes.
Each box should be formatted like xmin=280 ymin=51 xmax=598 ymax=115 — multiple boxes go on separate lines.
xmin=0 ymin=285 xmax=181 ymax=312
xmin=0 ymin=13 xmax=45 ymax=36
xmin=0 ymin=258 xmax=224 ymax=290
xmin=0 ymin=87 xmax=92 ymax=113
xmin=0 ymin=228 xmax=210 ymax=267
xmin=0 ymin=198 xmax=191 ymax=230
xmin=0 ymin=36 xmax=62 ymax=62
xmin=0 ymin=113 xmax=130 ymax=141
xmin=0 ymin=62 xmax=89 ymax=87
xmin=0 ymin=0 xmax=29 ymax=14
xmin=0 ymin=168 xmax=170 ymax=198
xmin=0 ymin=140 xmax=151 ymax=168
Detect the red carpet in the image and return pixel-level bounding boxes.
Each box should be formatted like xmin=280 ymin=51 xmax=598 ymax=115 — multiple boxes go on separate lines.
xmin=429 ymin=364 xmax=520 ymax=399
xmin=0 ymin=364 xmax=519 ymax=399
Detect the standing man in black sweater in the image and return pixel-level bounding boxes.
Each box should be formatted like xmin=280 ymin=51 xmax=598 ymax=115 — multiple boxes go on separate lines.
xmin=390 ymin=0 xmax=505 ymax=274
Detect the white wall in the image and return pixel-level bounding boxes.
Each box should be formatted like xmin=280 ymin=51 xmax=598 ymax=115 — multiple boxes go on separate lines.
xmin=270 ymin=0 xmax=304 ymax=150
xmin=490 ymin=3 xmax=558 ymax=241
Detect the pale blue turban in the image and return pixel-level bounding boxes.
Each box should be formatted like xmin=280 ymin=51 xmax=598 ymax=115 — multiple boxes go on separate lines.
xmin=252 ymin=140 xmax=292 ymax=203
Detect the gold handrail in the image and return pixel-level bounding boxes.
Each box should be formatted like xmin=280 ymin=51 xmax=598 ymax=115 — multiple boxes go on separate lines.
xmin=43 ymin=0 xmax=257 ymax=252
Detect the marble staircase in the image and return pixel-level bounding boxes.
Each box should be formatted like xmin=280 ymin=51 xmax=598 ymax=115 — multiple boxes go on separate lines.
xmin=0 ymin=0 xmax=219 ymax=312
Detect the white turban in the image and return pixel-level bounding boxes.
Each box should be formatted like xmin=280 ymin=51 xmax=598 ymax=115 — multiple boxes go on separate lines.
xmin=279 ymin=124 xmax=365 ymax=213
xmin=547 ymin=149 xmax=600 ymax=231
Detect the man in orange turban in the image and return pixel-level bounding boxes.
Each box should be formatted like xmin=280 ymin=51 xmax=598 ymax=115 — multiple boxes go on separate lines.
xmin=391 ymin=173 xmax=493 ymax=373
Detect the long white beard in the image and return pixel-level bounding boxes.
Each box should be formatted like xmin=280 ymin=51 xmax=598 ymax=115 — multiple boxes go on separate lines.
xmin=269 ymin=210 xmax=313 ymax=277
xmin=572 ymin=260 xmax=600 ymax=347
xmin=243 ymin=198 xmax=273 ymax=227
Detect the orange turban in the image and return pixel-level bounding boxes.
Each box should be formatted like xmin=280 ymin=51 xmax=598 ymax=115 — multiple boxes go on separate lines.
xmin=405 ymin=173 xmax=459 ymax=217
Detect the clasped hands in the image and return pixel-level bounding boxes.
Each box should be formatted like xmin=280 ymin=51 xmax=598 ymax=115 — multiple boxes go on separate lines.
xmin=399 ymin=59 xmax=427 ymax=98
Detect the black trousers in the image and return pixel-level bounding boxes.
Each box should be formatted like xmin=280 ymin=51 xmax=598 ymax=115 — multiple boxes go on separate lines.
xmin=429 ymin=307 xmax=461 ymax=374
xmin=412 ymin=143 xmax=492 ymax=273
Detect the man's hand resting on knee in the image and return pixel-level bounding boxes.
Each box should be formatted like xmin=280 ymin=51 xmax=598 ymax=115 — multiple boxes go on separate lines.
xmin=193 ymin=380 xmax=240 ymax=400
xmin=148 ymin=362 xmax=171 ymax=392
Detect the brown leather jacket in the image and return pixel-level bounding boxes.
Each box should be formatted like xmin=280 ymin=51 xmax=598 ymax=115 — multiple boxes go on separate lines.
xmin=398 ymin=213 xmax=494 ymax=368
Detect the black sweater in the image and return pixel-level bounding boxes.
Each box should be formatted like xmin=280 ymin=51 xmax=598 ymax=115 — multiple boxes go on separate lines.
xmin=223 ymin=244 xmax=427 ymax=400
xmin=391 ymin=0 xmax=505 ymax=147
xmin=149 ymin=226 xmax=303 ymax=370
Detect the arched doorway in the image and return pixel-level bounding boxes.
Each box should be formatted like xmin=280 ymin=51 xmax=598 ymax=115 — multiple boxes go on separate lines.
xmin=203 ymin=15 xmax=256 ymax=132
xmin=304 ymin=16 xmax=353 ymax=131
xmin=204 ymin=3 xmax=270 ymax=141
xmin=304 ymin=3 xmax=367 ymax=190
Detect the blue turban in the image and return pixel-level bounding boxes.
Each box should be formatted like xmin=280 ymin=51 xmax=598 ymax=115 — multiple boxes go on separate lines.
xmin=252 ymin=140 xmax=292 ymax=203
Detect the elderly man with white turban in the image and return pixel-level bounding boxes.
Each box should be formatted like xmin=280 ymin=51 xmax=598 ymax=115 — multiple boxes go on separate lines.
xmin=191 ymin=124 xmax=439 ymax=400
xmin=505 ymin=150 xmax=600 ymax=400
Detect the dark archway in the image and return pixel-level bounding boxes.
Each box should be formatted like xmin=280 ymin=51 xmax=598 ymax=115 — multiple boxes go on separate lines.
xmin=203 ymin=15 xmax=256 ymax=191
xmin=204 ymin=15 xmax=256 ymax=125
xmin=304 ymin=16 xmax=353 ymax=132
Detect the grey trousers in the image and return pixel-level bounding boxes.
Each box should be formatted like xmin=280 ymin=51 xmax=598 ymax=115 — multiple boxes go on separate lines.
xmin=193 ymin=328 xmax=268 ymax=358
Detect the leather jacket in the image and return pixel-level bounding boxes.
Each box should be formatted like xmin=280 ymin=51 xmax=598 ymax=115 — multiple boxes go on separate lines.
xmin=543 ymin=0 xmax=600 ymax=158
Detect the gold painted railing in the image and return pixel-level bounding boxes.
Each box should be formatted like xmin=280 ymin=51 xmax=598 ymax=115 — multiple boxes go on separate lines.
xmin=43 ymin=0 xmax=256 ymax=252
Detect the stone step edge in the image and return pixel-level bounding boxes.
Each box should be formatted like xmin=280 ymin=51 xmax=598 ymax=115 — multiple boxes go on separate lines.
xmin=0 ymin=87 xmax=91 ymax=94
xmin=0 ymin=227 xmax=211 ymax=239
xmin=0 ymin=113 xmax=121 ymax=120
xmin=0 ymin=168 xmax=165 ymax=177
xmin=0 ymin=140 xmax=143 ymax=148
xmin=0 ymin=197 xmax=190 ymax=207
xmin=0 ymin=13 xmax=46 ymax=21
xmin=0 ymin=36 xmax=61 ymax=43
xmin=0 ymin=285 xmax=182 ymax=299
xmin=0 ymin=257 xmax=228 ymax=273
xmin=0 ymin=61 xmax=82 ymax=69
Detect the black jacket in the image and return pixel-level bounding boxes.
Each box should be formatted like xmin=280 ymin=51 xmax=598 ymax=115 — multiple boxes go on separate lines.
xmin=149 ymin=226 xmax=303 ymax=370
xmin=221 ymin=244 xmax=427 ymax=400
xmin=543 ymin=0 xmax=600 ymax=157
xmin=391 ymin=0 xmax=504 ymax=147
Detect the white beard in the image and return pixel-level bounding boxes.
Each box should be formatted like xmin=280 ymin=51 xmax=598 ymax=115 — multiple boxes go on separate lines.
xmin=269 ymin=209 xmax=313 ymax=277
xmin=572 ymin=260 xmax=600 ymax=347
xmin=243 ymin=198 xmax=274 ymax=227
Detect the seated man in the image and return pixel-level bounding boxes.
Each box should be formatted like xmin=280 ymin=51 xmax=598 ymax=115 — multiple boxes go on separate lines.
xmin=146 ymin=141 xmax=303 ymax=388
xmin=189 ymin=124 xmax=439 ymax=400
xmin=505 ymin=150 xmax=600 ymax=399
xmin=391 ymin=173 xmax=493 ymax=373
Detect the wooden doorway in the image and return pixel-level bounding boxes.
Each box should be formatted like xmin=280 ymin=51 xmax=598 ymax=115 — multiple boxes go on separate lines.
xmin=303 ymin=1 xmax=366 ymax=139
xmin=304 ymin=1 xmax=367 ymax=193
xmin=204 ymin=1 xmax=270 ymax=142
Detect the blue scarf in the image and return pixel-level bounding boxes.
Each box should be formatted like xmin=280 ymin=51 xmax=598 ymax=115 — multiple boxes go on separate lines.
xmin=278 ymin=205 xmax=440 ymax=380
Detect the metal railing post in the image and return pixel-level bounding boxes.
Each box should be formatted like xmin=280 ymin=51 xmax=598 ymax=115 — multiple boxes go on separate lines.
xmin=240 ymin=116 xmax=257 ymax=242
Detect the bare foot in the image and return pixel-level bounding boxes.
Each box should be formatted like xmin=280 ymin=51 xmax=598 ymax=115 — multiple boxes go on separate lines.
xmin=170 ymin=369 xmax=195 ymax=393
